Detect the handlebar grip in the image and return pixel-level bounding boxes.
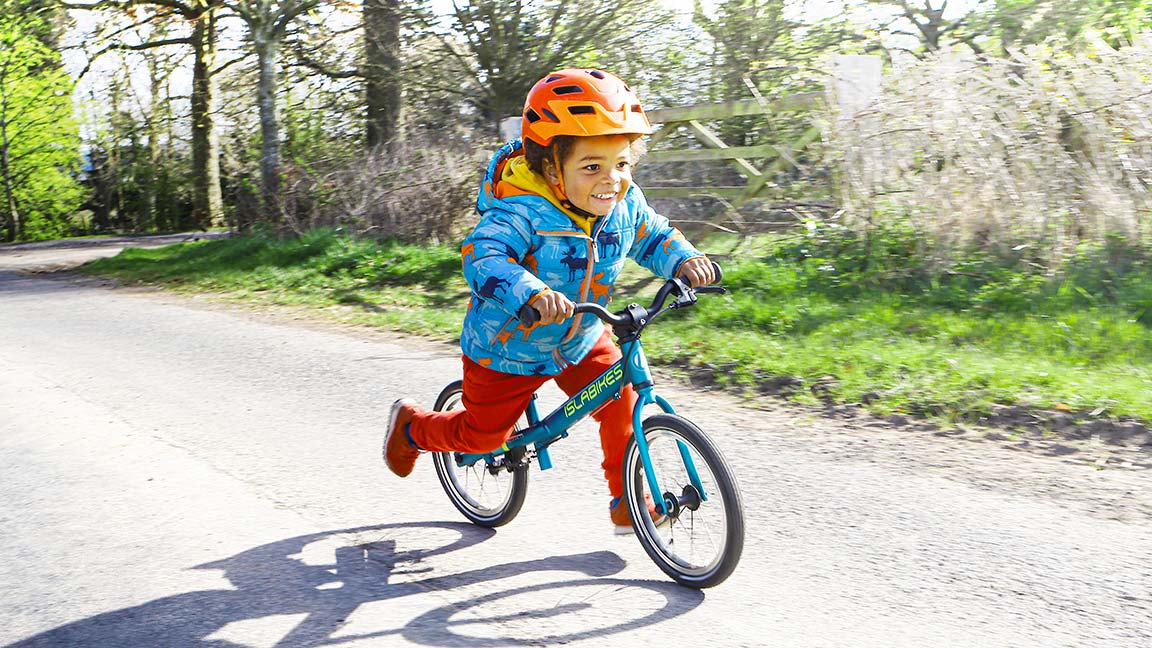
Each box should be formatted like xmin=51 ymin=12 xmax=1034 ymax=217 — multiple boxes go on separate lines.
xmin=518 ymin=302 xmax=540 ymax=325
xmin=711 ymin=261 xmax=724 ymax=284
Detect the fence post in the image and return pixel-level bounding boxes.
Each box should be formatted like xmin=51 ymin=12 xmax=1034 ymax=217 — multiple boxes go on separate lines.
xmin=831 ymin=54 xmax=882 ymax=120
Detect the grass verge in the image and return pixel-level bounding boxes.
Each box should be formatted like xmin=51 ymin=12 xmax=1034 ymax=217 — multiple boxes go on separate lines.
xmin=81 ymin=228 xmax=1152 ymax=427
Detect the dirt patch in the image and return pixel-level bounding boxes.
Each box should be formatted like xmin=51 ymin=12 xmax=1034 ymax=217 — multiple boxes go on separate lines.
xmin=672 ymin=359 xmax=1152 ymax=469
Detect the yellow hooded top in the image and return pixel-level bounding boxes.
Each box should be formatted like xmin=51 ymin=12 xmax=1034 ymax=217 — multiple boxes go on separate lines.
xmin=494 ymin=155 xmax=603 ymax=236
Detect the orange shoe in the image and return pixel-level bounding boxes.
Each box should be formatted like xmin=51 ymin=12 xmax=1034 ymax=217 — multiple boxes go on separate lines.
xmin=610 ymin=494 xmax=669 ymax=535
xmin=383 ymin=399 xmax=423 ymax=477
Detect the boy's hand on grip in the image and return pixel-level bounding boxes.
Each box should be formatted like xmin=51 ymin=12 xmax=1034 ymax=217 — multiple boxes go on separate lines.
xmin=531 ymin=289 xmax=575 ymax=325
xmin=678 ymin=256 xmax=716 ymax=288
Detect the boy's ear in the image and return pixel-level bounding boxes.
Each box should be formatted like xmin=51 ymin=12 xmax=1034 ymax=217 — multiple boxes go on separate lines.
xmin=542 ymin=160 xmax=560 ymax=185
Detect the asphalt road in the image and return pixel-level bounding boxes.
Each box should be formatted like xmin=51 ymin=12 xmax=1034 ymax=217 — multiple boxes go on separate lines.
xmin=1 ymin=238 xmax=1150 ymax=647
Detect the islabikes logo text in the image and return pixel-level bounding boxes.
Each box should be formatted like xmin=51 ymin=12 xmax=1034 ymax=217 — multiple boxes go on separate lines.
xmin=564 ymin=364 xmax=624 ymax=417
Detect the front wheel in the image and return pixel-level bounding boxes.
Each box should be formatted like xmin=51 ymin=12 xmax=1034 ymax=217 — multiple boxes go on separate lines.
xmin=622 ymin=414 xmax=744 ymax=588
xmin=430 ymin=380 xmax=529 ymax=527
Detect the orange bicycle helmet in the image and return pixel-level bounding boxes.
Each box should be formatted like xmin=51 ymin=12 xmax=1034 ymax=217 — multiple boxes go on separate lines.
xmin=522 ymin=68 xmax=652 ymax=146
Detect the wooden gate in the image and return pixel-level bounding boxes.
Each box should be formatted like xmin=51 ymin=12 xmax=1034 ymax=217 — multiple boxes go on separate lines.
xmin=642 ymin=92 xmax=823 ymax=209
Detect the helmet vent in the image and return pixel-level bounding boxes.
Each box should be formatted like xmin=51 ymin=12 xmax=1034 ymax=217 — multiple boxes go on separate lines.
xmin=567 ymin=105 xmax=596 ymax=115
xmin=525 ymin=108 xmax=542 ymax=123
xmin=546 ymin=75 xmax=563 ymax=82
xmin=541 ymin=108 xmax=559 ymax=122
xmin=588 ymin=70 xmax=606 ymax=79
xmin=552 ymin=85 xmax=583 ymax=95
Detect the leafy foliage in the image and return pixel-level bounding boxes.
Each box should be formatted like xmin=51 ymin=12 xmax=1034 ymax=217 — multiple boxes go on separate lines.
xmin=0 ymin=13 xmax=83 ymax=241
xmin=971 ymin=0 xmax=1152 ymax=51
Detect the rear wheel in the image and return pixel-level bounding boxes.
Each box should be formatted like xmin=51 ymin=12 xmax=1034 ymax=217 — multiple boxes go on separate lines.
xmin=622 ymin=414 xmax=744 ymax=588
xmin=431 ymin=381 xmax=529 ymax=527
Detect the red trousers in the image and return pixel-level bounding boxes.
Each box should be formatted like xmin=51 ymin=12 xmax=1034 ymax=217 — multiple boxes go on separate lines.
xmin=409 ymin=330 xmax=637 ymax=497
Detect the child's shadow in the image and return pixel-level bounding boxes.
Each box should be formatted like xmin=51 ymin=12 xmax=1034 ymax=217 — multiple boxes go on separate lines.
xmin=11 ymin=521 xmax=703 ymax=647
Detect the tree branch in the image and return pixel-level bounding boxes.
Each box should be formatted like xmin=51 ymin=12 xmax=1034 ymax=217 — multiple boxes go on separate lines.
xmin=286 ymin=41 xmax=360 ymax=79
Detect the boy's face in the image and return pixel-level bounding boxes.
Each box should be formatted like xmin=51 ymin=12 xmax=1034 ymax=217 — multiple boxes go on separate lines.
xmin=546 ymin=134 xmax=633 ymax=217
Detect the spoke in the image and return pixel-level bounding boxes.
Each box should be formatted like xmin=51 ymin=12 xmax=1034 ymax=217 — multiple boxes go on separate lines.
xmin=641 ymin=428 xmax=729 ymax=574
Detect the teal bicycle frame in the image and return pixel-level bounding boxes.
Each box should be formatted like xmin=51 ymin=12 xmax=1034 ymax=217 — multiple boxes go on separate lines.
xmin=451 ymin=337 xmax=709 ymax=516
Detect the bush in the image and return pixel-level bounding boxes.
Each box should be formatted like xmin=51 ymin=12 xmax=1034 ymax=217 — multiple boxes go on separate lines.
xmin=273 ymin=140 xmax=486 ymax=245
xmin=827 ymin=38 xmax=1152 ymax=267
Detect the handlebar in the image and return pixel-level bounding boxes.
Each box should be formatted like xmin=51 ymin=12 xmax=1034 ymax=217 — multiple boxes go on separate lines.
xmin=517 ymin=261 xmax=725 ymax=330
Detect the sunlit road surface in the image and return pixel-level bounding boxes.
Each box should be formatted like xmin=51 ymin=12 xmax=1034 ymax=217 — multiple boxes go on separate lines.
xmin=1 ymin=240 xmax=1149 ymax=647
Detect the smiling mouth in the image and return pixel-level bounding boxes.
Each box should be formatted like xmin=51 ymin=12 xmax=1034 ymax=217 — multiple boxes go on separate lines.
xmin=592 ymin=192 xmax=616 ymax=200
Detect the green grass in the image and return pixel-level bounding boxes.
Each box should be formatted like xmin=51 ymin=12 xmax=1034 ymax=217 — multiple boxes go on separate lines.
xmin=82 ymin=228 xmax=1152 ymax=423
xmin=83 ymin=230 xmax=471 ymax=338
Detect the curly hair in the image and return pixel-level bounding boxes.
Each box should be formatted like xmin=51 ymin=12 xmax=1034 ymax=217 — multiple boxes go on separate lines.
xmin=523 ymin=136 xmax=647 ymax=177
xmin=523 ymin=136 xmax=576 ymax=176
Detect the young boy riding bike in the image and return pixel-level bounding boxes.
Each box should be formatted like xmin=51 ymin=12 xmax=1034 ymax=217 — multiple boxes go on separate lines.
xmin=384 ymin=68 xmax=715 ymax=534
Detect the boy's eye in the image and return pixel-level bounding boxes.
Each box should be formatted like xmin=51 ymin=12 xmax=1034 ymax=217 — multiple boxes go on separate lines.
xmin=616 ymin=161 xmax=630 ymax=170
xmin=583 ymin=164 xmax=600 ymax=172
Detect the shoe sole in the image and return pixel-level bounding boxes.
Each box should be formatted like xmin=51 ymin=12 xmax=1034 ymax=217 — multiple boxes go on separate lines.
xmin=613 ymin=514 xmax=671 ymax=535
xmin=384 ymin=398 xmax=419 ymax=476
xmin=383 ymin=398 xmax=406 ymax=463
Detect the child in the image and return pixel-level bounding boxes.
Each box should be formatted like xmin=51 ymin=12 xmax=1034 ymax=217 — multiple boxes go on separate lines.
xmin=384 ymin=68 xmax=715 ymax=534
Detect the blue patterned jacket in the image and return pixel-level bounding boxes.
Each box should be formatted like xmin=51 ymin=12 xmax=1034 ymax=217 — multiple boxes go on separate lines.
xmin=459 ymin=139 xmax=705 ymax=376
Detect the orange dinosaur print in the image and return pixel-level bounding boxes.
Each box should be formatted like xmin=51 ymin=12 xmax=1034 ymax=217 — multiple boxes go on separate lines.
xmin=523 ymin=252 xmax=539 ymax=274
xmin=477 ymin=357 xmax=493 ymax=367
xmin=495 ymin=329 xmax=514 ymax=346
xmin=461 ymin=242 xmax=476 ymax=263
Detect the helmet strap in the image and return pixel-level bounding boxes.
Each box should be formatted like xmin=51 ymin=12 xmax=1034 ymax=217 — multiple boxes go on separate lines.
xmin=547 ymin=149 xmax=601 ymax=221
xmin=548 ymin=149 xmax=568 ymax=199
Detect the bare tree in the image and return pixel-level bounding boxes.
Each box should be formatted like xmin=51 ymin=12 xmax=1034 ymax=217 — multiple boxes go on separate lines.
xmin=67 ymin=0 xmax=226 ymax=228
xmin=864 ymin=0 xmax=990 ymax=55
xmin=226 ymin=0 xmax=324 ymax=222
xmin=363 ymin=0 xmax=401 ymax=149
xmin=410 ymin=0 xmax=668 ymax=134
xmin=288 ymin=0 xmax=405 ymax=150
xmin=188 ymin=3 xmax=224 ymax=227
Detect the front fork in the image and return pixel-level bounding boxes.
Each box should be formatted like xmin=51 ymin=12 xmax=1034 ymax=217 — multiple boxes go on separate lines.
xmin=524 ymin=395 xmax=554 ymax=470
xmin=623 ymin=341 xmax=709 ymax=516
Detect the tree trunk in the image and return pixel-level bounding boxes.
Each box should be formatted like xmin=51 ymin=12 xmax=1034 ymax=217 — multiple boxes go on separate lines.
xmin=190 ymin=7 xmax=223 ymax=229
xmin=0 ymin=137 xmax=20 ymax=243
xmin=363 ymin=0 xmax=402 ymax=150
xmin=254 ymin=30 xmax=282 ymax=223
xmin=144 ymin=61 xmax=163 ymax=231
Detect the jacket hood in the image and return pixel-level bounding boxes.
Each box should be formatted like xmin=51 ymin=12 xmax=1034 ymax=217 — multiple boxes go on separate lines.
xmin=477 ymin=139 xmax=531 ymax=216
xmin=477 ymin=139 xmax=632 ymax=236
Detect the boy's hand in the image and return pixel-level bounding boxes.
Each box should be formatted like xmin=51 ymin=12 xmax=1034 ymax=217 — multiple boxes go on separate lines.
xmin=530 ymin=289 xmax=575 ymax=325
xmin=678 ymin=256 xmax=716 ymax=288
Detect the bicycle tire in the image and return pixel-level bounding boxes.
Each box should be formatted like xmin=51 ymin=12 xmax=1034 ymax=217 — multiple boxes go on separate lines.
xmin=622 ymin=414 xmax=744 ymax=588
xmin=431 ymin=380 xmax=529 ymax=527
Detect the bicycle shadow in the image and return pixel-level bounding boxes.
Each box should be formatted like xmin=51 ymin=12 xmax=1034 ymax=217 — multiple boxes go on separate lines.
xmin=10 ymin=522 xmax=704 ymax=647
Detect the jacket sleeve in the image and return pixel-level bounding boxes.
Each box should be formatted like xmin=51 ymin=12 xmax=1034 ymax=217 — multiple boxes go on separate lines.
xmin=461 ymin=207 xmax=548 ymax=316
xmin=625 ymin=186 xmax=705 ymax=278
